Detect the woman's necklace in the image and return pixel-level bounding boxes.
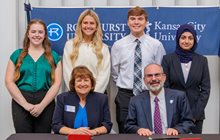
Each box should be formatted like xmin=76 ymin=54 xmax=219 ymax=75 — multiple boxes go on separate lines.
xmin=184 ymin=63 xmax=189 ymax=71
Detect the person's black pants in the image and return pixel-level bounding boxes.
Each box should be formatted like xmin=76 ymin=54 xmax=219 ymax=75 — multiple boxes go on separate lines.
xmin=115 ymin=88 xmax=134 ymax=133
xmin=12 ymin=90 xmax=55 ymax=133
xmin=191 ymin=120 xmax=203 ymax=134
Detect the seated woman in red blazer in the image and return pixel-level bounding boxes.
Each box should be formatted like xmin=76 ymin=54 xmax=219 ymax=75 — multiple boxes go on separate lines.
xmin=52 ymin=66 xmax=112 ymax=135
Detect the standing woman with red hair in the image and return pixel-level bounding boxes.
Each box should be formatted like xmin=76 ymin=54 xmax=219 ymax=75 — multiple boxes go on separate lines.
xmin=5 ymin=19 xmax=62 ymax=133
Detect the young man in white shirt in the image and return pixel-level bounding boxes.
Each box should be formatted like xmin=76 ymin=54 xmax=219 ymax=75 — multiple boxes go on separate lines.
xmin=111 ymin=6 xmax=166 ymax=133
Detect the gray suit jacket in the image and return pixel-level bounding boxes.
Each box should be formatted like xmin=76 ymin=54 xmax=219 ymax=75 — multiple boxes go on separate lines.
xmin=125 ymin=88 xmax=194 ymax=134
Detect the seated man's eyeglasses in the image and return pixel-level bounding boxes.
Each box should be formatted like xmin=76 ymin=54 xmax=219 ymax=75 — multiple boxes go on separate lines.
xmin=144 ymin=73 xmax=164 ymax=78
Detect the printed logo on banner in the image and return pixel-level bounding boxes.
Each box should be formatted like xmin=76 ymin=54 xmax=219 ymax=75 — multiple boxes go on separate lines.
xmin=47 ymin=23 xmax=63 ymax=41
xmin=145 ymin=21 xmax=152 ymax=35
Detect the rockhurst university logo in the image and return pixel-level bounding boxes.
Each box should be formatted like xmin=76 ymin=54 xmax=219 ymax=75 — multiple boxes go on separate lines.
xmin=47 ymin=23 xmax=63 ymax=41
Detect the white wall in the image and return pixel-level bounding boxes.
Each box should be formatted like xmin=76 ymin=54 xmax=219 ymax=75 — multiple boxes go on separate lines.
xmin=1 ymin=0 xmax=219 ymax=139
xmin=0 ymin=0 xmax=17 ymax=139
xmin=203 ymin=56 xmax=220 ymax=133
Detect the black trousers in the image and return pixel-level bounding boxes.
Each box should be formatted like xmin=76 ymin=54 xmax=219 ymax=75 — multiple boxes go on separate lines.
xmin=115 ymin=88 xmax=134 ymax=133
xmin=12 ymin=90 xmax=55 ymax=133
xmin=191 ymin=120 xmax=203 ymax=134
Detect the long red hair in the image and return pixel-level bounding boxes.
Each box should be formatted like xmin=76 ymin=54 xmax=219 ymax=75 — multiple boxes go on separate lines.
xmin=14 ymin=19 xmax=55 ymax=84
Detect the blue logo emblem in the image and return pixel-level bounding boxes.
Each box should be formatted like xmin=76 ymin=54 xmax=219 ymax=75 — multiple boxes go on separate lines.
xmin=47 ymin=23 xmax=63 ymax=41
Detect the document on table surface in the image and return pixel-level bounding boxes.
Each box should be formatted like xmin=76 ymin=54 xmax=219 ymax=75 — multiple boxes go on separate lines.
xmin=148 ymin=135 xmax=201 ymax=140
xmin=148 ymin=135 xmax=180 ymax=140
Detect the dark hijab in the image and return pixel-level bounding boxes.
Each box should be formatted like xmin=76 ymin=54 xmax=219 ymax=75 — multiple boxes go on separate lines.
xmin=175 ymin=24 xmax=197 ymax=63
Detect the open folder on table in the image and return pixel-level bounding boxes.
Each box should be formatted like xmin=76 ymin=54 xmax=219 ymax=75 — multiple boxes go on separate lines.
xmin=148 ymin=135 xmax=201 ymax=140
xmin=68 ymin=134 xmax=91 ymax=140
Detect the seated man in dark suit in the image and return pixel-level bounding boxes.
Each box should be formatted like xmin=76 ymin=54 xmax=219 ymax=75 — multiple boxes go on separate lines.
xmin=125 ymin=63 xmax=194 ymax=136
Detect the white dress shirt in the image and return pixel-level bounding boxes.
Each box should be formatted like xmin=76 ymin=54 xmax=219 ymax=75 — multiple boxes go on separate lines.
xmin=63 ymin=39 xmax=111 ymax=93
xmin=150 ymin=88 xmax=168 ymax=134
xmin=111 ymin=33 xmax=166 ymax=90
xmin=181 ymin=61 xmax=192 ymax=83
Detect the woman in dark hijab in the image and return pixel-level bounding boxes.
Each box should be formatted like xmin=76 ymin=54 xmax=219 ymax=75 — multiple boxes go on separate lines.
xmin=161 ymin=24 xmax=210 ymax=134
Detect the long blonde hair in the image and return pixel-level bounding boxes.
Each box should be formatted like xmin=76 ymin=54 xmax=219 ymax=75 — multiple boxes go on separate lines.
xmin=70 ymin=9 xmax=103 ymax=68
xmin=14 ymin=19 xmax=56 ymax=84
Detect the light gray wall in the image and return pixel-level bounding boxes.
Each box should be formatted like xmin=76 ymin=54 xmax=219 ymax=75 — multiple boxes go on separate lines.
xmin=1 ymin=0 xmax=18 ymax=139
xmin=1 ymin=0 xmax=219 ymax=139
